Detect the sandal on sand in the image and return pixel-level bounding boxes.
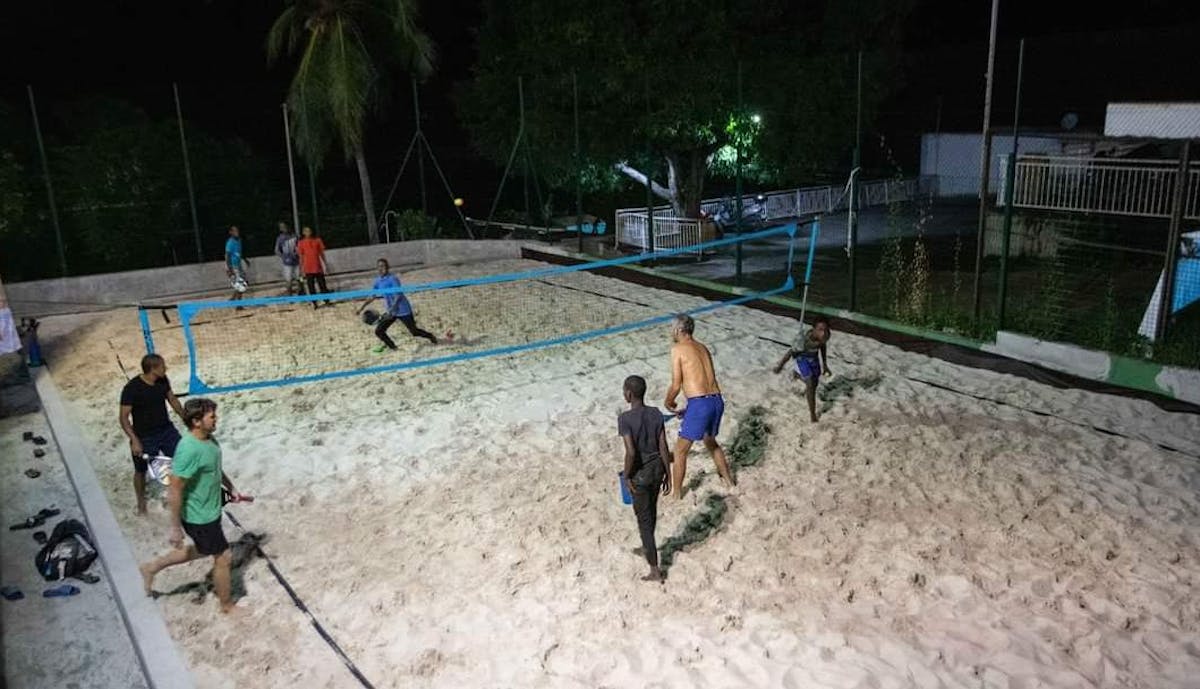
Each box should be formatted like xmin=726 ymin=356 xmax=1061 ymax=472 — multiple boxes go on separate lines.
xmin=1 ymin=586 xmax=23 ymax=601
xmin=43 ymin=584 xmax=80 ymax=598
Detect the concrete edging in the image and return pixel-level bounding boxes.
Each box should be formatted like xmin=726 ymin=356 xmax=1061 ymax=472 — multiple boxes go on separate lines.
xmin=33 ymin=367 xmax=194 ymax=689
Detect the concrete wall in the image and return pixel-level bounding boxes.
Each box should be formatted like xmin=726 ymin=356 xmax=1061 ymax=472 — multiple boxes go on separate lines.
xmin=6 ymin=240 xmax=524 ymax=317
xmin=986 ymin=331 xmax=1200 ymax=406
xmin=921 ymin=133 xmax=1066 ymax=197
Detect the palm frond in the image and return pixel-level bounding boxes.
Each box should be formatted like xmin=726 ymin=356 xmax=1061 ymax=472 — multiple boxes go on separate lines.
xmin=265 ymin=6 xmax=301 ymax=64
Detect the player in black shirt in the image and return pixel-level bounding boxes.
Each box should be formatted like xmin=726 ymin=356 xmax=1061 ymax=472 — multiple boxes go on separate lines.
xmin=119 ymin=354 xmax=186 ymax=515
xmin=618 ymin=375 xmax=672 ymax=582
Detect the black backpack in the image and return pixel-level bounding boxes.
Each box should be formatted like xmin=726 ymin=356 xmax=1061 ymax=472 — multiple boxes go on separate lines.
xmin=35 ymin=519 xmax=98 ymax=581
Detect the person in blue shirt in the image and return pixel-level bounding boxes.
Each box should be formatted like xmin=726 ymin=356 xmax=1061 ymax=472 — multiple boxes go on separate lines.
xmin=224 ymin=226 xmax=250 ymax=308
xmin=355 ymin=258 xmax=437 ymax=352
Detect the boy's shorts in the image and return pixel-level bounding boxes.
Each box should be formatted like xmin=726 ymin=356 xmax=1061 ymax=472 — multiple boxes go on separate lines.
xmin=795 ymin=353 xmax=821 ymax=382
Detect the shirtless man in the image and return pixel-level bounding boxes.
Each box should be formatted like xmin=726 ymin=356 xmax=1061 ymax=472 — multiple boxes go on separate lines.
xmin=664 ymin=314 xmax=735 ymax=498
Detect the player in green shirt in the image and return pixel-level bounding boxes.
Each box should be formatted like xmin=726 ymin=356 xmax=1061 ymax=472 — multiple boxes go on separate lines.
xmin=139 ymin=398 xmax=251 ymax=614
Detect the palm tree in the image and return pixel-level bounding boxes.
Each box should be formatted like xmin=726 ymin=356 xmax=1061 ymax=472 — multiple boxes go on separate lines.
xmin=268 ymin=0 xmax=433 ymax=243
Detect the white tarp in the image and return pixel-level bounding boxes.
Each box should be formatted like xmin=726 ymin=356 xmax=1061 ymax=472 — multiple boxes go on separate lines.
xmin=0 ymin=275 xmax=20 ymax=355
xmin=1138 ymin=230 xmax=1200 ymax=340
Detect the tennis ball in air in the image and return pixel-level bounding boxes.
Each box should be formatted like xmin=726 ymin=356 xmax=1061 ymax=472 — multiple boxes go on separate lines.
xmin=453 ymin=197 xmax=464 ymax=207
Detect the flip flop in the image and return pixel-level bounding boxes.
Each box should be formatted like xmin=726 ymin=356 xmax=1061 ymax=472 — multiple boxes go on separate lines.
xmin=1 ymin=586 xmax=23 ymax=601
xmin=24 ymin=469 xmax=40 ymax=479
xmin=33 ymin=531 xmax=47 ymax=545
xmin=43 ymin=584 xmax=80 ymax=598
xmin=33 ymin=448 xmax=45 ymax=458
xmin=36 ymin=508 xmax=60 ymax=520
xmin=32 ymin=436 xmax=47 ymax=446
xmin=9 ymin=516 xmax=44 ymax=530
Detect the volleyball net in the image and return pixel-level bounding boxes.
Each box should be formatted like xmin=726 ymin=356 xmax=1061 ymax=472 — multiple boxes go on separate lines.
xmin=144 ymin=221 xmax=817 ymax=394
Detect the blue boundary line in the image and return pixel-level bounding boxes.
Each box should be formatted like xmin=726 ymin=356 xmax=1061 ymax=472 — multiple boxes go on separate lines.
xmin=138 ymin=307 xmax=155 ymax=354
xmin=181 ymin=222 xmax=813 ymax=394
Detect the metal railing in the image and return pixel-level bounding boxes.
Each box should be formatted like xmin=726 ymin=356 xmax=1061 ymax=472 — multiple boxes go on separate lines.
xmin=998 ymin=155 xmax=1200 ymax=220
xmin=615 ymin=176 xmax=926 ymax=253
xmin=614 ymin=211 xmax=705 ymax=254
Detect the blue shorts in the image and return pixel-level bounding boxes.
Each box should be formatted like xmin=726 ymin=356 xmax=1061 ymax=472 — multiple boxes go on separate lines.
xmin=132 ymin=425 xmax=181 ymax=473
xmin=679 ymin=394 xmax=724 ymax=441
xmin=795 ymin=353 xmax=821 ymax=382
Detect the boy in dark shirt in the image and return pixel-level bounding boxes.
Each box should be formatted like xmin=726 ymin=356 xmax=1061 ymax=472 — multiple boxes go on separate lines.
xmin=119 ymin=354 xmax=185 ymax=515
xmin=618 ymin=375 xmax=672 ymax=582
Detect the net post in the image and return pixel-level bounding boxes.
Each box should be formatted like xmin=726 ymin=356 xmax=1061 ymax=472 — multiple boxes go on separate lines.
xmin=1156 ymin=140 xmax=1192 ymax=342
xmin=138 ymin=306 xmax=155 ymax=355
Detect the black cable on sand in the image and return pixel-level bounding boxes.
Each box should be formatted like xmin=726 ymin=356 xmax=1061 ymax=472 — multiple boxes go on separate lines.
xmin=223 ymin=510 xmax=375 ymax=689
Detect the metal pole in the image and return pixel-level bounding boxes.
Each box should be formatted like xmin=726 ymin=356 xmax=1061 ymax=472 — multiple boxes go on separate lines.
xmin=173 ymin=83 xmax=203 ymax=262
xmin=1156 ymin=140 xmax=1192 ymax=342
xmin=849 ymin=50 xmax=863 ymax=311
xmin=971 ymin=0 xmax=1001 ymax=326
xmin=520 ymin=79 xmax=530 ymax=235
xmin=645 ymin=76 xmax=655 ymax=258
xmin=997 ymin=38 xmax=1024 ymax=331
xmin=282 ymin=103 xmax=302 ymax=237
xmin=412 ymin=78 xmax=428 ymax=215
xmin=574 ymin=71 xmax=584 ymax=254
xmin=734 ymin=61 xmax=744 ymax=285
xmin=307 ymin=163 xmax=320 ymax=231
xmin=27 ymin=85 xmax=67 ymax=277
xmin=486 ymin=77 xmax=525 ymax=228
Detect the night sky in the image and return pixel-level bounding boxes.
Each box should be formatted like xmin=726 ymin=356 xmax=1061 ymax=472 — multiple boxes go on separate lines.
xmin=2 ymin=1 xmax=1198 ymax=169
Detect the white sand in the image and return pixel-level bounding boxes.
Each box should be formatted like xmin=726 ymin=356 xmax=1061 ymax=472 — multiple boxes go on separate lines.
xmin=37 ymin=259 xmax=1200 ymax=688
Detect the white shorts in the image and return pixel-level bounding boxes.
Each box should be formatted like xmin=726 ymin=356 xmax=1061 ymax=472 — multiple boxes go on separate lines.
xmin=282 ymin=264 xmax=300 ymax=283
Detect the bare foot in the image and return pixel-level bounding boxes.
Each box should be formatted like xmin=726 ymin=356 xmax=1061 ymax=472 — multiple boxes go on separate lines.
xmin=641 ymin=567 xmax=664 ymax=582
xmin=220 ymin=602 xmax=247 ymax=616
xmin=139 ymin=563 xmax=155 ymax=596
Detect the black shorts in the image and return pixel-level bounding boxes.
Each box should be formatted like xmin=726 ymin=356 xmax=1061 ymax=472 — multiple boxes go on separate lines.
xmin=131 ymin=425 xmax=182 ymax=473
xmin=182 ymin=519 xmax=230 ymax=556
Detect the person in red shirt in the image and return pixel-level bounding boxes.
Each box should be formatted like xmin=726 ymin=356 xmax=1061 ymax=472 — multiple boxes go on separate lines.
xmin=295 ymin=226 xmax=332 ymax=308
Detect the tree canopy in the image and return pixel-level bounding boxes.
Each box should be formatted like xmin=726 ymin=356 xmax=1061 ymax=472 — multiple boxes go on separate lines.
xmin=458 ymin=0 xmax=912 ymax=217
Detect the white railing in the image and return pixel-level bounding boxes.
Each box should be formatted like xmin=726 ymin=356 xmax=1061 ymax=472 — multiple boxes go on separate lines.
xmin=997 ymin=155 xmax=1200 ymax=220
xmin=614 ymin=176 xmax=928 ymax=253
xmin=614 ymin=211 xmax=704 ymax=254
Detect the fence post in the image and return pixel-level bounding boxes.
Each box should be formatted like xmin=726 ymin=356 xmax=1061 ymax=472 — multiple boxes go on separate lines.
xmin=574 ymin=71 xmax=583 ymax=254
xmin=972 ymin=0 xmax=1001 ymax=327
xmin=848 ymin=51 xmax=863 ymax=311
xmin=173 ymin=84 xmax=203 ymax=263
xmin=734 ymin=61 xmax=744 ymax=286
xmin=1156 ymin=140 xmax=1192 ymax=342
xmin=997 ymin=38 xmax=1024 ymax=332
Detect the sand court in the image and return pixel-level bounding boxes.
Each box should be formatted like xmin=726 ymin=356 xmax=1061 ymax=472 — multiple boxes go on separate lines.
xmin=35 ymin=258 xmax=1200 ymax=688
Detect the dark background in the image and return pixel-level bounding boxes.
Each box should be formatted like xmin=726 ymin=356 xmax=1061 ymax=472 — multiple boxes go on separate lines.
xmin=2 ymin=0 xmax=1199 ymax=263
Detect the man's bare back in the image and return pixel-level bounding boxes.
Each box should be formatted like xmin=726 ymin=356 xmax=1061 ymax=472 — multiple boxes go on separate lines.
xmin=670 ymin=339 xmax=720 ymax=399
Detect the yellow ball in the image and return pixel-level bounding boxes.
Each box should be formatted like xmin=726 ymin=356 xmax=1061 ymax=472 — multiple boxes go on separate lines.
xmin=453 ymin=197 xmax=464 ymax=207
